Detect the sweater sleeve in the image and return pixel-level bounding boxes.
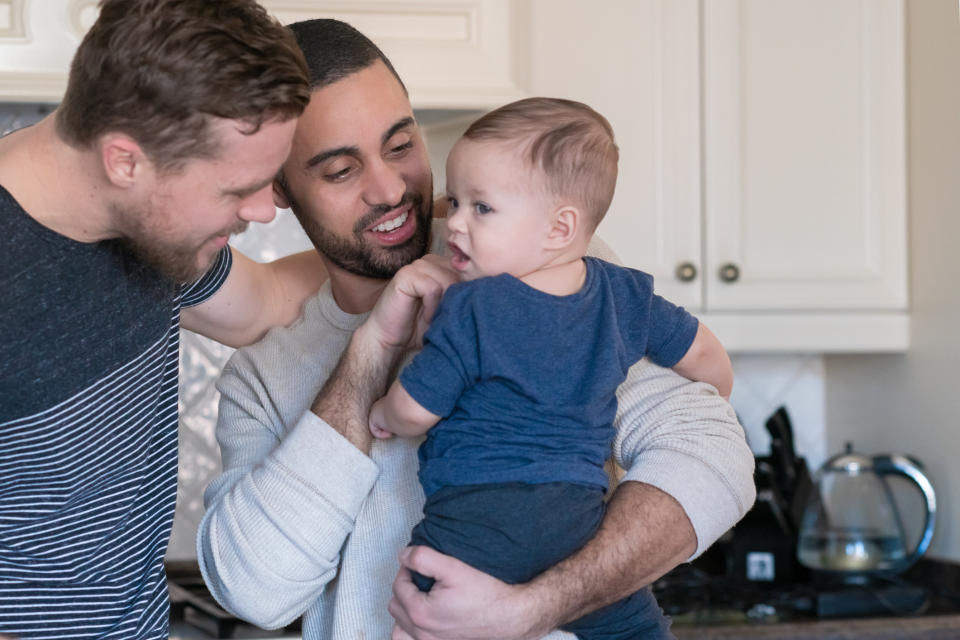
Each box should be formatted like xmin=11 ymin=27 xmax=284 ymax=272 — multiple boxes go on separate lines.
xmin=611 ymin=358 xmax=756 ymax=558
xmin=196 ymin=348 xmax=380 ymax=629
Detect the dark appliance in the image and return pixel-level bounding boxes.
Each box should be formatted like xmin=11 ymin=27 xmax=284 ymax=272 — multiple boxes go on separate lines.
xmin=658 ymin=408 xmax=933 ymax=621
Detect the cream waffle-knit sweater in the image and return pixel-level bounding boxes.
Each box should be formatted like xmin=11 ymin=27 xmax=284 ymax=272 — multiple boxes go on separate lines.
xmin=197 ymin=225 xmax=755 ymax=639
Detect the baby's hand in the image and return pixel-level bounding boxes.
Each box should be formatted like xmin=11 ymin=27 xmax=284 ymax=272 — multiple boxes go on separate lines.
xmin=369 ymin=399 xmax=394 ymax=439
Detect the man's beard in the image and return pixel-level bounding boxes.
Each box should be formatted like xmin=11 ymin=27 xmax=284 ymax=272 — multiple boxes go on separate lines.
xmin=114 ymin=202 xmax=246 ymax=284
xmin=296 ymin=190 xmax=432 ymax=280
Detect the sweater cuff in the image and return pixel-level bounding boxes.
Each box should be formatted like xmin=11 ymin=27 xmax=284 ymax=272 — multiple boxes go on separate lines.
xmin=270 ymin=411 xmax=380 ymax=518
xmin=622 ymin=451 xmax=737 ymax=560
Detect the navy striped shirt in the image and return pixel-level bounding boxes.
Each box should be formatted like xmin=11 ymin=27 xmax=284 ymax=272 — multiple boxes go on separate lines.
xmin=0 ymin=185 xmax=231 ymax=639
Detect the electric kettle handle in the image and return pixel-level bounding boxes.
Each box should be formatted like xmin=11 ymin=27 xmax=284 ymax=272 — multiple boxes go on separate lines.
xmin=872 ymin=454 xmax=937 ymax=573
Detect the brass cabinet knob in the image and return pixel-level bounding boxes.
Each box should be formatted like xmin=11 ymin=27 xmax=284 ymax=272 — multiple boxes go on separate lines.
xmin=718 ymin=263 xmax=740 ymax=283
xmin=675 ymin=262 xmax=698 ymax=282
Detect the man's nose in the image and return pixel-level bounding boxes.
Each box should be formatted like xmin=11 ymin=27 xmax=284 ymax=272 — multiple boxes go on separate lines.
xmin=238 ymin=186 xmax=278 ymax=224
xmin=363 ymin=158 xmax=406 ymax=208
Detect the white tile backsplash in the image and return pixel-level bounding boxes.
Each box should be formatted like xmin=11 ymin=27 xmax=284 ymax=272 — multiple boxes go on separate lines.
xmin=730 ymin=354 xmax=827 ymax=471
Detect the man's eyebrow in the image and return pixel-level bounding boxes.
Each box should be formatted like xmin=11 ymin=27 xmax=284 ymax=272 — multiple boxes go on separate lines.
xmin=223 ymin=176 xmax=274 ymax=198
xmin=305 ymin=145 xmax=359 ymax=171
xmin=303 ymin=117 xmax=416 ymax=171
xmin=382 ymin=117 xmax=415 ymax=146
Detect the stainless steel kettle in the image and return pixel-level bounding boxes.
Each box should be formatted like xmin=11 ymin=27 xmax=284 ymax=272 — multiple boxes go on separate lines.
xmin=796 ymin=443 xmax=936 ymax=578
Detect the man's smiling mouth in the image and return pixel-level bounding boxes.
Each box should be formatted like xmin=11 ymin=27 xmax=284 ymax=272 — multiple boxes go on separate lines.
xmin=372 ymin=210 xmax=408 ymax=232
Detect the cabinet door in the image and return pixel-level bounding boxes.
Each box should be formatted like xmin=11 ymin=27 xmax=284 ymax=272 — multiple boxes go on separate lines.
xmin=703 ymin=0 xmax=906 ymax=311
xmin=528 ymin=0 xmax=702 ymax=308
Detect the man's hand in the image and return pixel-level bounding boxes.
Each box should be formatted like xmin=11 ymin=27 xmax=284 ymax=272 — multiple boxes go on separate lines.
xmin=363 ymin=254 xmax=458 ymax=352
xmin=387 ymin=483 xmax=696 ymax=639
xmin=312 ymin=255 xmax=456 ymax=454
xmin=388 ymin=546 xmax=554 ymax=640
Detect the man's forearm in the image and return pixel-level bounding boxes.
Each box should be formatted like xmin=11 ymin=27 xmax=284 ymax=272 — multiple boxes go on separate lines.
xmin=311 ymin=324 xmax=401 ymax=454
xmin=523 ymin=481 xmax=695 ymax=627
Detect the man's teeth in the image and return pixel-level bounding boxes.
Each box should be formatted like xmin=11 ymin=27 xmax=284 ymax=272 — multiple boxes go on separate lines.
xmin=373 ymin=211 xmax=408 ymax=232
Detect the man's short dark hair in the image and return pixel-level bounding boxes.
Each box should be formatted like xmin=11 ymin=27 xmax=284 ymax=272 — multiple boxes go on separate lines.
xmin=286 ymin=18 xmax=406 ymax=93
xmin=56 ymin=0 xmax=310 ymax=171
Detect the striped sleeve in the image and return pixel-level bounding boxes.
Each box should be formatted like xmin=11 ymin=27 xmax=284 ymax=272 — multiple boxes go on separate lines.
xmin=181 ymin=246 xmax=232 ymax=308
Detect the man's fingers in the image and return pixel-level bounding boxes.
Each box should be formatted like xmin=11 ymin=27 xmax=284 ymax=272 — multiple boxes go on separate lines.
xmin=398 ymin=545 xmax=461 ymax=587
xmin=418 ymin=283 xmax=445 ymax=327
xmin=365 ymin=255 xmax=459 ymax=350
xmin=389 ymin=566 xmax=422 ymax=636
xmin=395 ymin=263 xmax=455 ymax=306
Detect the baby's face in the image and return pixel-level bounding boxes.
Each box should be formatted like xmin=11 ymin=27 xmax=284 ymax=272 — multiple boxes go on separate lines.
xmin=444 ymin=138 xmax=556 ymax=281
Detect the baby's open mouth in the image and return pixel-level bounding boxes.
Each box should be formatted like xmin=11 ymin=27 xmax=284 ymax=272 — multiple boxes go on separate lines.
xmin=448 ymin=241 xmax=470 ymax=270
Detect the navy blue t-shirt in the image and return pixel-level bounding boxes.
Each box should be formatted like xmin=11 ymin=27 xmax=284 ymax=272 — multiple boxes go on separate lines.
xmin=399 ymin=257 xmax=698 ymax=496
xmin=0 ymin=185 xmax=231 ymax=639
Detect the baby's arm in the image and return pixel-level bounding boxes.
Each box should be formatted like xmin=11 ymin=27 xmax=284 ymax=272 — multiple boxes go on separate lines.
xmin=671 ymin=323 xmax=734 ymax=400
xmin=369 ymin=379 xmax=442 ymax=439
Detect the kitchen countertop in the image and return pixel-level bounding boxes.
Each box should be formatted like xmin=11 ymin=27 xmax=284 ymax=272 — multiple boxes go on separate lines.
xmin=673 ymin=614 xmax=960 ymax=639
xmin=666 ymin=558 xmax=960 ymax=639
xmin=165 ymin=558 xmax=960 ymax=639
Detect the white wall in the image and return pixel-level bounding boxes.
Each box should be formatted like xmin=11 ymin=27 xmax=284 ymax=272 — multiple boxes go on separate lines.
xmin=825 ymin=0 xmax=960 ymax=561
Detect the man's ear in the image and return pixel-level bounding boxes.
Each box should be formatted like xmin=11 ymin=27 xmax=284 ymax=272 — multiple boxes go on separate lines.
xmin=100 ymin=134 xmax=147 ymax=188
xmin=272 ymin=179 xmax=291 ymax=209
xmin=545 ymin=204 xmax=580 ymax=250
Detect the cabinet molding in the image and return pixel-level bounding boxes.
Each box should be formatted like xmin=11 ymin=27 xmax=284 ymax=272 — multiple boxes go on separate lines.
xmin=705 ymin=312 xmax=909 ymax=353
xmin=0 ymin=71 xmax=63 ymax=101
xmin=0 ymin=0 xmax=528 ymax=107
xmin=0 ymin=0 xmax=25 ymax=40
xmin=263 ymin=0 xmax=528 ymax=108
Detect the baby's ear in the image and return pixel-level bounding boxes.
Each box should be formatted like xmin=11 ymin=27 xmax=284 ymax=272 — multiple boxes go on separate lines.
xmin=545 ymin=204 xmax=581 ymax=250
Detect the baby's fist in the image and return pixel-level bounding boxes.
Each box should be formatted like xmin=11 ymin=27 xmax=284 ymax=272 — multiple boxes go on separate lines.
xmin=369 ymin=399 xmax=394 ymax=439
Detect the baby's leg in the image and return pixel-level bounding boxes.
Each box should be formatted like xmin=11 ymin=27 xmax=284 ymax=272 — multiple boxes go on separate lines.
xmin=408 ymin=482 xmax=604 ymax=591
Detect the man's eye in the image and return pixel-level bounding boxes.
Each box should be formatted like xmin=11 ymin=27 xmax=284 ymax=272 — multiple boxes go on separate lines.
xmin=324 ymin=166 xmax=353 ymax=182
xmin=391 ymin=141 xmax=413 ymax=155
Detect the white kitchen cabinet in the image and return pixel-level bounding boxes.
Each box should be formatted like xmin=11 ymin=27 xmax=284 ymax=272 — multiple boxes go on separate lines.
xmin=0 ymin=0 xmax=527 ymax=108
xmin=0 ymin=0 xmax=98 ymax=100
xmin=262 ymin=0 xmax=527 ymax=109
xmin=0 ymin=0 xmax=908 ymax=351
xmin=528 ymin=0 xmax=908 ymax=351
xmin=702 ymin=0 xmax=906 ymax=313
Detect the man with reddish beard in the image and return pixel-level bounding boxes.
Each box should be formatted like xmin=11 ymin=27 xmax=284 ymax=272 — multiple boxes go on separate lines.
xmin=0 ymin=2 xmax=327 ymax=638
xmin=198 ymin=18 xmax=755 ymax=640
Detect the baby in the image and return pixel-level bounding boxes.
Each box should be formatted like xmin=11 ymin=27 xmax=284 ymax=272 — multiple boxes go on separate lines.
xmin=369 ymin=97 xmax=732 ymax=639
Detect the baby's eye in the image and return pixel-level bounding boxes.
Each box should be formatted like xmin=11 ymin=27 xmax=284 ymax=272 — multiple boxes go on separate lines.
xmin=446 ymin=196 xmax=459 ymax=209
xmin=474 ymin=202 xmax=492 ymax=214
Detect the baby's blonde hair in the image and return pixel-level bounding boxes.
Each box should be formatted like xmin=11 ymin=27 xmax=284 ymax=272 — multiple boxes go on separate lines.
xmin=463 ymin=97 xmax=619 ymax=232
